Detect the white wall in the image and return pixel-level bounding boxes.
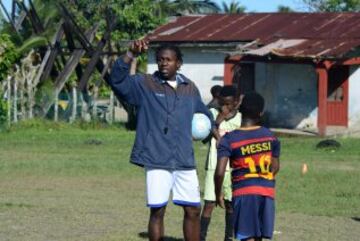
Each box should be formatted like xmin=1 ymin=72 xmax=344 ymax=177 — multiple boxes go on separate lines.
xmin=349 ymin=65 xmax=360 ymax=128
xmin=255 ymin=63 xmax=318 ymax=130
xmin=147 ymin=47 xmax=227 ymax=103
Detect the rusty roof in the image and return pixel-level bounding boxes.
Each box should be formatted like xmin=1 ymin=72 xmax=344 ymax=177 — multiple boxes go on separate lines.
xmin=147 ymin=13 xmax=360 ymax=59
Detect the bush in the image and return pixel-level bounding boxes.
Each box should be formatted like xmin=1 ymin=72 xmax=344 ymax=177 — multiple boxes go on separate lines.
xmin=0 ymin=94 xmax=8 ymax=126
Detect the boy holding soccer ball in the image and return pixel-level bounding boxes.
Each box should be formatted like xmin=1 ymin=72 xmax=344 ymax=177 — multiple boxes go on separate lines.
xmin=215 ymin=92 xmax=280 ymax=241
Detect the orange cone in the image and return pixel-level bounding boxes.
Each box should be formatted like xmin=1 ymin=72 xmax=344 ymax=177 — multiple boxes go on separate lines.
xmin=302 ymin=163 xmax=308 ymax=175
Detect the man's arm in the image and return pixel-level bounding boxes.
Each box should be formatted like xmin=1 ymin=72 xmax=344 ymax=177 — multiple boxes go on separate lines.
xmin=123 ymin=39 xmax=148 ymax=64
xmin=214 ymin=156 xmax=228 ymax=209
xmin=108 ymin=39 xmax=148 ymax=106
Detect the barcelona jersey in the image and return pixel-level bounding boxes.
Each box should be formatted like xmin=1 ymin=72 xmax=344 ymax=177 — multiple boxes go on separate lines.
xmin=217 ymin=126 xmax=280 ymax=199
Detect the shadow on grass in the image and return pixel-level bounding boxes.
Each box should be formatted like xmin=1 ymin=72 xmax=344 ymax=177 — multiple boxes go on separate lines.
xmin=138 ymin=232 xmax=183 ymax=241
xmin=351 ymin=217 xmax=360 ymax=222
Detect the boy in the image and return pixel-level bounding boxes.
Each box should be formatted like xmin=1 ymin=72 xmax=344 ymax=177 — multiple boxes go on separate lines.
xmin=200 ymin=86 xmax=241 ymax=241
xmin=215 ymin=92 xmax=280 ymax=241
xmin=207 ymin=85 xmax=223 ymax=109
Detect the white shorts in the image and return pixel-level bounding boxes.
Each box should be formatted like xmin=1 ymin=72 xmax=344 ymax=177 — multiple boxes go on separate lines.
xmin=146 ymin=168 xmax=201 ymax=208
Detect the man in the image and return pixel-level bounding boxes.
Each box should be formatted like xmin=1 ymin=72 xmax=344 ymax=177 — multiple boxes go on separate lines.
xmin=109 ymin=39 xmax=216 ymax=241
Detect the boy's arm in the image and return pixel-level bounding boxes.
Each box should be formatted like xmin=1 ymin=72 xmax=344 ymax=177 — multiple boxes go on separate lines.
xmin=271 ymin=157 xmax=280 ymax=175
xmin=271 ymin=137 xmax=281 ymax=176
xmin=214 ymin=156 xmax=228 ymax=209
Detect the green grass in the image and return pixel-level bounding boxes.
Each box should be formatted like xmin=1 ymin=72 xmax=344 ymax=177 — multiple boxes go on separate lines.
xmin=0 ymin=120 xmax=359 ymax=241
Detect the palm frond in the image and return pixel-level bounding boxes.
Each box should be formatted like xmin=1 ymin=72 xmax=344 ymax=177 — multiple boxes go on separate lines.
xmin=17 ymin=36 xmax=48 ymax=55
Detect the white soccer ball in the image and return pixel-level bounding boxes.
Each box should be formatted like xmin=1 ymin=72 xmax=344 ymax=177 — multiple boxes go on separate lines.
xmin=192 ymin=113 xmax=211 ymax=140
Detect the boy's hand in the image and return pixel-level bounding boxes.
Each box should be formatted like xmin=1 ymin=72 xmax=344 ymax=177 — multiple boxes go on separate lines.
xmin=220 ymin=105 xmax=231 ymax=118
xmin=218 ymin=105 xmax=236 ymax=121
xmin=216 ymin=194 xmax=225 ymax=209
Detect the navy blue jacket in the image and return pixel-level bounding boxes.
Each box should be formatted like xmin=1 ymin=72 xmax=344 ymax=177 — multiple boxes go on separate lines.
xmin=109 ymin=58 xmax=214 ymax=170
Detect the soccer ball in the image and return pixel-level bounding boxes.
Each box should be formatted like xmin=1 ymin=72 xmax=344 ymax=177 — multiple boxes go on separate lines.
xmin=192 ymin=113 xmax=211 ymax=140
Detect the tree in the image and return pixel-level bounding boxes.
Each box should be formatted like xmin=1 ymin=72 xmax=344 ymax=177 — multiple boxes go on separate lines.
xmin=193 ymin=0 xmax=221 ymax=14
xmin=222 ymin=0 xmax=246 ymax=14
xmin=301 ymin=0 xmax=360 ymax=12
xmin=277 ymin=5 xmax=294 ymax=12
xmin=154 ymin=0 xmax=176 ymax=18
xmin=172 ymin=0 xmax=221 ymax=15
xmin=0 ymin=34 xmax=18 ymax=81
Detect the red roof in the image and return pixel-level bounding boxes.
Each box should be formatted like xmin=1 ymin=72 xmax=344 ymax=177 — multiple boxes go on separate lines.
xmin=147 ymin=13 xmax=360 ymax=58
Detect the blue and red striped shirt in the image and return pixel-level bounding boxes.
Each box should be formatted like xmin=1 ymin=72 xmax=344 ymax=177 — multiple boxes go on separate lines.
xmin=217 ymin=126 xmax=280 ymax=199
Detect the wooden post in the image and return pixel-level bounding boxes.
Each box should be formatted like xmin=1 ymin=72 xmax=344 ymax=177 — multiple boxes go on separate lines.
xmin=92 ymin=86 xmax=98 ymax=120
xmin=0 ymin=0 xmax=18 ymax=32
xmin=54 ymin=89 xmax=58 ymax=122
xmin=41 ymin=25 xmax=98 ymax=117
xmin=316 ymin=65 xmax=328 ymax=136
xmin=19 ymin=89 xmax=25 ymax=120
xmin=6 ymin=76 xmax=11 ymax=126
xmin=80 ymin=92 xmax=88 ymax=121
xmin=13 ymin=77 xmax=17 ymax=123
xmin=70 ymin=86 xmax=77 ymax=123
xmin=223 ymin=57 xmax=238 ymax=85
xmin=27 ymin=73 xmax=33 ymax=119
xmin=109 ymin=91 xmax=114 ymax=124
xmin=40 ymin=24 xmax=65 ymax=83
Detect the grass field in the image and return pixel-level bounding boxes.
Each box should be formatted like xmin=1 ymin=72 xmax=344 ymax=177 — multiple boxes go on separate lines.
xmin=0 ymin=120 xmax=359 ymax=241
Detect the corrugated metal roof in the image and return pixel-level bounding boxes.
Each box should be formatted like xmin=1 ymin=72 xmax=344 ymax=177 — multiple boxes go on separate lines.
xmin=147 ymin=13 xmax=360 ymax=59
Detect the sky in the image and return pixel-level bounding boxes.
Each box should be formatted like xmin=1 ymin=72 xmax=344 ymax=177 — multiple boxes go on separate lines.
xmin=215 ymin=0 xmax=306 ymax=12
xmin=1 ymin=0 xmax=307 ymax=15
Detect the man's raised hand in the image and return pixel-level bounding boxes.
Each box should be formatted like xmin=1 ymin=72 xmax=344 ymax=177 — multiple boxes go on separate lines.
xmin=129 ymin=39 xmax=149 ymax=55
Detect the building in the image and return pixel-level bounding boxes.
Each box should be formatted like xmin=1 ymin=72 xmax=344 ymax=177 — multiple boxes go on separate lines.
xmin=147 ymin=13 xmax=360 ymax=135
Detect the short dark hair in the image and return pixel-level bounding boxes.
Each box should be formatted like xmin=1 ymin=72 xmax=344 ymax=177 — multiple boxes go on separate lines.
xmin=155 ymin=44 xmax=183 ymax=63
xmin=210 ymin=85 xmax=222 ymax=97
xmin=239 ymin=92 xmax=265 ymax=119
xmin=219 ymin=85 xmax=237 ymax=98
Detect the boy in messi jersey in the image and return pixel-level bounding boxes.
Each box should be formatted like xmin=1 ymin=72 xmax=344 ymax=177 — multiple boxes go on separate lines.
xmin=200 ymin=86 xmax=241 ymax=241
xmin=215 ymin=92 xmax=280 ymax=241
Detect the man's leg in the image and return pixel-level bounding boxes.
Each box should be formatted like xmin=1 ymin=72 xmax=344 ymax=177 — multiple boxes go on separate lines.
xmin=146 ymin=169 xmax=172 ymax=241
xmin=183 ymin=205 xmax=201 ymax=241
xmin=148 ymin=206 xmax=167 ymax=241
xmin=200 ymin=201 xmax=216 ymax=241
xmin=172 ymin=170 xmax=201 ymax=241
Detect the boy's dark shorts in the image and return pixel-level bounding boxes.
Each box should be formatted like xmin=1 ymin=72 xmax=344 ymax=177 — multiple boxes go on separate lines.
xmin=233 ymin=195 xmax=275 ymax=240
